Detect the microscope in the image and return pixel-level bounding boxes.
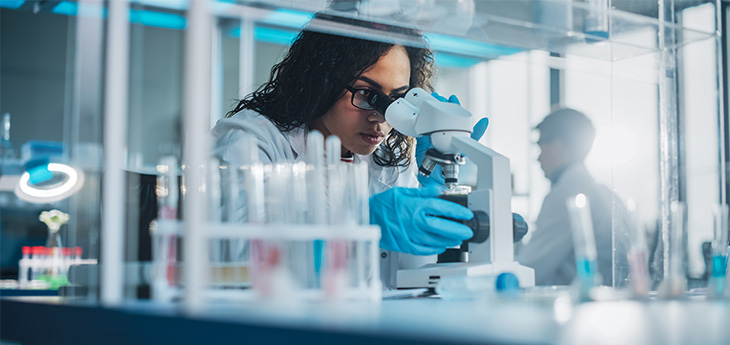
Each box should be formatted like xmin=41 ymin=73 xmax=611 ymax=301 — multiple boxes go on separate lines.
xmin=367 ymin=88 xmax=535 ymax=289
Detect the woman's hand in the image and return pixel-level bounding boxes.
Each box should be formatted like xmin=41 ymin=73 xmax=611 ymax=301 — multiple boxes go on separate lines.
xmin=370 ymin=186 xmax=474 ymax=255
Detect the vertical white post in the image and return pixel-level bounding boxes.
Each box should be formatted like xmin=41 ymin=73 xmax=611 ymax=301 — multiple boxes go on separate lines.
xmin=714 ymin=0 xmax=726 ymax=207
xmin=239 ymin=19 xmax=255 ymax=99
xmin=183 ymin=0 xmax=212 ymax=314
xmin=210 ymin=19 xmax=222 ymax=129
xmin=101 ymin=0 xmax=130 ymax=306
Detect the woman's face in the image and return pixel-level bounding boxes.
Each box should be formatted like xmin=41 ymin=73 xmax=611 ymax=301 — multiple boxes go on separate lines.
xmin=310 ymin=45 xmax=411 ymax=156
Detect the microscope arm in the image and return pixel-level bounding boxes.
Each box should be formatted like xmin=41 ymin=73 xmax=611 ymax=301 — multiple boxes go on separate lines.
xmin=450 ymin=136 xmax=515 ymax=264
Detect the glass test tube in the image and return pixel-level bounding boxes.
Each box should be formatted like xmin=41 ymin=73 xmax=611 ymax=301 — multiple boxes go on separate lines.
xmin=307 ymin=131 xmax=326 ymax=288
xmin=659 ymin=202 xmax=688 ymax=298
xmin=351 ymin=162 xmax=370 ymax=290
xmin=238 ymin=135 xmax=274 ymax=295
xmin=625 ymin=199 xmax=650 ymax=298
xmin=324 ymin=135 xmax=348 ymax=297
xmin=18 ymin=246 xmax=30 ymax=288
xmin=222 ymin=163 xmax=246 ymax=285
xmin=155 ymin=156 xmax=179 ymax=295
xmin=325 ymin=136 xmax=345 ymax=224
xmin=566 ymin=193 xmax=600 ymax=300
xmin=708 ymin=204 xmax=729 ymax=299
xmin=290 ymin=161 xmax=311 ymax=286
xmin=206 ymin=158 xmax=224 ymax=286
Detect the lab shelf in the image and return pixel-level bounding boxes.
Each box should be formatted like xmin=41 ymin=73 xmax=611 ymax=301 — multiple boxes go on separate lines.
xmin=122 ymin=1 xmax=718 ymax=62
xmin=218 ymin=0 xmax=717 ymax=62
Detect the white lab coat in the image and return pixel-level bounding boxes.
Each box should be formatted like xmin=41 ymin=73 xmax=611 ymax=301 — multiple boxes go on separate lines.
xmin=210 ymin=109 xmax=433 ymax=289
xmin=517 ymin=163 xmax=629 ymax=286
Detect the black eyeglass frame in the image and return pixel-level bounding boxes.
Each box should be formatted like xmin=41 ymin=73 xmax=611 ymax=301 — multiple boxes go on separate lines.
xmin=344 ymin=85 xmax=406 ymax=114
xmin=344 ymin=85 xmax=377 ymax=111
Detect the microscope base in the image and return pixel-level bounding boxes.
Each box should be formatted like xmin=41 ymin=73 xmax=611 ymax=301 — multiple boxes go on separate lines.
xmin=396 ymin=261 xmax=535 ymax=289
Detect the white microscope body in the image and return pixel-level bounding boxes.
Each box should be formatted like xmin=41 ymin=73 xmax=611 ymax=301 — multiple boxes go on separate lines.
xmin=379 ymin=88 xmax=535 ymax=289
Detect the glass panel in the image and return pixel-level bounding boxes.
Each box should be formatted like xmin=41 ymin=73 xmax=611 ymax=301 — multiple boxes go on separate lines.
xmin=0 ymin=0 xmax=105 ymax=297
xmin=2 ymin=0 xmax=724 ymax=305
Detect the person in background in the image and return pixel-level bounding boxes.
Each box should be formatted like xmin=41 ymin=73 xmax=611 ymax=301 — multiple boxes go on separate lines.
xmin=211 ymin=14 xmax=488 ymax=288
xmin=517 ymin=108 xmax=628 ymax=286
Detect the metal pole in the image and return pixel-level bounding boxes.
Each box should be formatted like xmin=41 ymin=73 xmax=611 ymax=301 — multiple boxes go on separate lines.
xmin=101 ymin=0 xmax=130 ymax=306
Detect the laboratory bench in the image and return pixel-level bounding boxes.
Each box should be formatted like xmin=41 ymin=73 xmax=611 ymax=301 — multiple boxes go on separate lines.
xmin=1 ymin=293 xmax=729 ymax=345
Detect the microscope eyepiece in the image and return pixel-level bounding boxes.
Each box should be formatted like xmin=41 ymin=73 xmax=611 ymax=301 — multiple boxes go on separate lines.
xmin=365 ymin=88 xmax=394 ymax=115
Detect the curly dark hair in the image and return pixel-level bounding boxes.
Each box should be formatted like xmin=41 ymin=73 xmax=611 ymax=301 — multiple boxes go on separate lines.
xmin=226 ymin=21 xmax=434 ymax=168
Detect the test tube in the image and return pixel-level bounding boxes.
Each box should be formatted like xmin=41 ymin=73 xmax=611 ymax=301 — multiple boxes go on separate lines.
xmin=222 ymin=164 xmax=242 ymax=222
xmin=206 ymin=158 xmax=223 ymax=222
xmin=154 ymin=156 xmax=179 ymax=297
xmin=241 ymin=135 xmax=265 ymax=224
xmin=353 ymin=162 xmax=369 ymax=225
xmin=324 ymin=135 xmax=349 ymax=298
xmin=307 ymin=131 xmax=327 ymax=225
xmin=265 ymin=163 xmax=289 ymax=224
xmin=708 ymin=204 xmax=729 ymax=299
xmin=307 ymin=131 xmax=326 ymax=288
xmin=156 ymin=156 xmax=178 ymax=220
xmin=584 ymin=0 xmax=609 ymax=40
xmin=325 ymin=136 xmax=345 ymax=225
xmin=658 ymin=202 xmax=688 ymax=298
xmin=289 ymin=161 xmax=311 ymax=286
xmin=625 ymin=199 xmax=650 ymax=298
xmin=566 ymin=193 xmax=601 ymax=301
xmin=222 ymin=163 xmax=246 ymax=285
xmin=18 ymin=246 xmax=30 ymax=288
xmin=291 ymin=162 xmax=309 ymax=224
xmin=350 ymin=162 xmax=370 ymax=290
xmin=206 ymin=159 xmax=224 ymax=288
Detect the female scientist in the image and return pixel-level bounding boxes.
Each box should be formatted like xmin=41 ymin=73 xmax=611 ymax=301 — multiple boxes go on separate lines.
xmin=211 ymin=18 xmax=485 ymax=288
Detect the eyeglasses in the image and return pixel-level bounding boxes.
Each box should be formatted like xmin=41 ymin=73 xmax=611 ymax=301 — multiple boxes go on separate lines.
xmin=344 ymin=85 xmax=404 ymax=111
xmin=344 ymin=85 xmax=376 ymax=110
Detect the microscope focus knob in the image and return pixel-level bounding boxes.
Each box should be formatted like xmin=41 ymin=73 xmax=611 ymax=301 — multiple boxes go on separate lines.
xmin=466 ymin=211 xmax=490 ymax=243
xmin=512 ymin=213 xmax=528 ymax=243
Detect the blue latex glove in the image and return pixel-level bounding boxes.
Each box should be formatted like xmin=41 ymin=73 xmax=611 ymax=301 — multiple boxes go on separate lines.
xmin=370 ymin=186 xmax=474 ymax=255
xmin=416 ymin=92 xmax=489 ymax=186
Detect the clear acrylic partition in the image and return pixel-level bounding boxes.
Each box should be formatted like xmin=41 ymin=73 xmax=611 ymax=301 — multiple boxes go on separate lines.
xmin=207 ymin=0 xmax=723 ymax=297
xmin=1 ymin=0 xmax=723 ymax=307
xmin=0 ymin=0 xmax=105 ymax=296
